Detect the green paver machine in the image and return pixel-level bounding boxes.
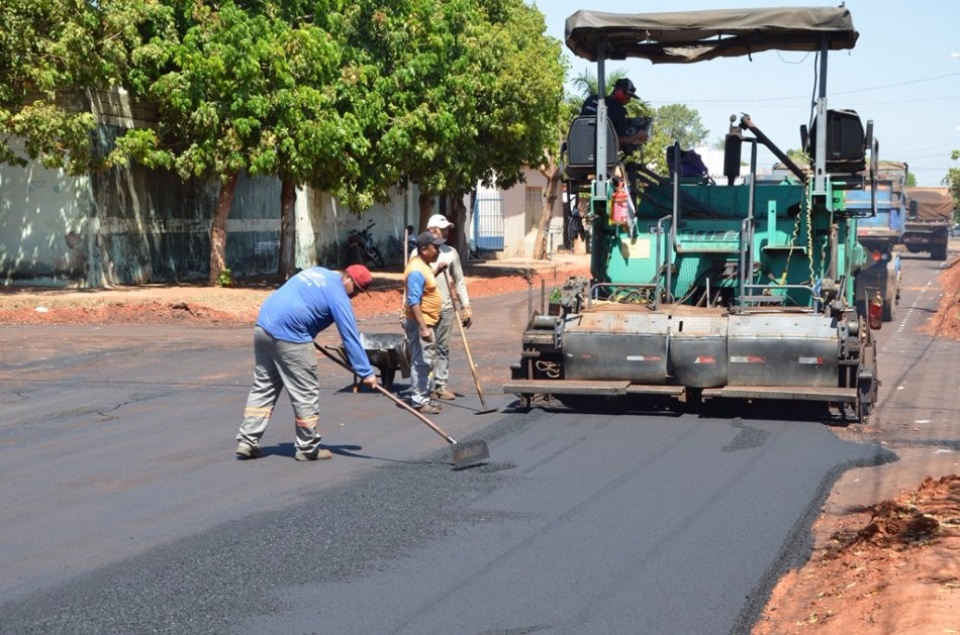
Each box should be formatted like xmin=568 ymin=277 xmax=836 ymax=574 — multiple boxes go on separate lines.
xmin=505 ymin=6 xmax=880 ymax=422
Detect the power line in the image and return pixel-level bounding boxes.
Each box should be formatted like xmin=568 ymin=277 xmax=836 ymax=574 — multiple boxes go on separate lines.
xmin=650 ymin=72 xmax=960 ymax=106
xmin=833 ymin=72 xmax=960 ymax=96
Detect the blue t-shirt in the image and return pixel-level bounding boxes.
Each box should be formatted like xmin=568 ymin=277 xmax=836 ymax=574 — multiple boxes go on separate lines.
xmin=257 ymin=267 xmax=373 ymax=378
xmin=406 ymin=270 xmax=427 ymax=306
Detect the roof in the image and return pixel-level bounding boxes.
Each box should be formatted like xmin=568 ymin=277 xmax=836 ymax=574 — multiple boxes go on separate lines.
xmin=565 ymin=7 xmax=858 ymax=63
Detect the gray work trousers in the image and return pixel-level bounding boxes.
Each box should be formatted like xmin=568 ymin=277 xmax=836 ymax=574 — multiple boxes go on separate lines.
xmin=432 ymin=307 xmax=454 ymax=389
xmin=404 ymin=317 xmax=437 ymax=408
xmin=236 ymin=326 xmax=323 ymax=453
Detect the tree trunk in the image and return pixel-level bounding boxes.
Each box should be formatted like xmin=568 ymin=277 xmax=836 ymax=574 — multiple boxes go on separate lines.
xmin=417 ymin=191 xmax=434 ymax=232
xmin=534 ymin=163 xmax=563 ymax=260
xmin=279 ymin=178 xmax=297 ymax=280
xmin=208 ymin=172 xmax=238 ymax=286
xmin=448 ymin=195 xmax=468 ymax=256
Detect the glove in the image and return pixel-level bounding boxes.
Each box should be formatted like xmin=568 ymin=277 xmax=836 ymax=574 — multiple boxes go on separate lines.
xmin=461 ymin=305 xmax=472 ymax=329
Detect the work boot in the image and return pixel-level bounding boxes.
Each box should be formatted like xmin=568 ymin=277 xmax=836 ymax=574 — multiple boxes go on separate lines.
xmin=432 ymin=387 xmax=457 ymax=401
xmin=416 ymin=402 xmax=442 ymax=415
xmin=294 ymin=447 xmax=333 ymax=461
xmin=236 ymin=442 xmax=262 ymax=460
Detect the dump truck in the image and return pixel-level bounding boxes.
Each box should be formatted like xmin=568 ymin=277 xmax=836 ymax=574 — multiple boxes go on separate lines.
xmin=901 ymin=187 xmax=954 ymax=261
xmin=849 ymin=161 xmax=908 ymax=322
xmin=504 ymin=6 xmax=880 ymax=422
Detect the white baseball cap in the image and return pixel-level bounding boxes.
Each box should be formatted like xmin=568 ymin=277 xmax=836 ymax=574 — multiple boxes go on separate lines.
xmin=426 ymin=214 xmax=454 ymax=229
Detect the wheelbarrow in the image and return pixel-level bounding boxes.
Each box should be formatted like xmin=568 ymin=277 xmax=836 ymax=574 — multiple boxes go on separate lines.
xmin=333 ymin=332 xmax=410 ymax=391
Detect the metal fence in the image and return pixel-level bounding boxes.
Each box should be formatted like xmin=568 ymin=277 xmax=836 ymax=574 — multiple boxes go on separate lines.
xmin=472 ymin=191 xmax=504 ymax=252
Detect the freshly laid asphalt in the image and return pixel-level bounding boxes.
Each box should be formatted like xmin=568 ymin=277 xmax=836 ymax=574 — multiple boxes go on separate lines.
xmin=0 ymin=260 xmax=936 ymax=634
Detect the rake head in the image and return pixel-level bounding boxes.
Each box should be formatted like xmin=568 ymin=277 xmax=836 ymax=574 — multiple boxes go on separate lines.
xmin=451 ymin=439 xmax=490 ymax=468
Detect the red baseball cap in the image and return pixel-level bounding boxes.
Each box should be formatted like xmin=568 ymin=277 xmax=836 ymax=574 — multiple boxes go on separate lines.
xmin=345 ymin=264 xmax=373 ymax=296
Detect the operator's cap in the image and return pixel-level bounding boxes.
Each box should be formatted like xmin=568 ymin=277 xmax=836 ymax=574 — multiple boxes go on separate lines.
xmin=613 ymin=77 xmax=637 ymax=99
xmin=344 ymin=264 xmax=373 ymax=296
xmin=426 ymin=214 xmax=454 ymax=229
xmin=416 ymin=231 xmax=445 ymax=249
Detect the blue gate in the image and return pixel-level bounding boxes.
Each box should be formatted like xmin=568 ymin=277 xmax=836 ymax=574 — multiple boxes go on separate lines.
xmin=472 ymin=191 xmax=505 ymax=252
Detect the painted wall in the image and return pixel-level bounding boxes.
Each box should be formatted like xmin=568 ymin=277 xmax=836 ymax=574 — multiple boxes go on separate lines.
xmin=478 ymin=166 xmax=555 ymax=260
xmin=0 ymin=134 xmax=284 ymax=287
xmin=0 ymin=150 xmax=426 ymax=287
xmin=295 ymin=185 xmax=418 ymax=270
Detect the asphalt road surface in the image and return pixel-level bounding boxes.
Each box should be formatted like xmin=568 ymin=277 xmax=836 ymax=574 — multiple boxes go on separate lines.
xmin=1 ymin=252 xmax=956 ymax=635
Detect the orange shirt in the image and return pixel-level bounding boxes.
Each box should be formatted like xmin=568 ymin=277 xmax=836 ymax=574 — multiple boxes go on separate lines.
xmin=404 ymin=256 xmax=442 ymax=325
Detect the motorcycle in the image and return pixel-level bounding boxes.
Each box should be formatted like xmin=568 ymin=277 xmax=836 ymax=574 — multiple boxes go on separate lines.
xmin=346 ymin=221 xmax=386 ymax=269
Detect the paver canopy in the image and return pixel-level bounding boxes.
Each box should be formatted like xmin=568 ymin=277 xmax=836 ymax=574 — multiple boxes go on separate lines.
xmin=565 ymin=7 xmax=858 ymax=62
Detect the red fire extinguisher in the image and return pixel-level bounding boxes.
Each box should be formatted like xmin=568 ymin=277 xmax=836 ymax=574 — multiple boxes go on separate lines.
xmin=610 ymin=178 xmax=629 ymax=227
xmin=868 ymin=290 xmax=883 ymax=330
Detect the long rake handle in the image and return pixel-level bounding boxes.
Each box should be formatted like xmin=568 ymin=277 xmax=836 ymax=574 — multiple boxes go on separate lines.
xmin=447 ymin=275 xmax=490 ymax=411
xmin=313 ymin=342 xmax=459 ymax=446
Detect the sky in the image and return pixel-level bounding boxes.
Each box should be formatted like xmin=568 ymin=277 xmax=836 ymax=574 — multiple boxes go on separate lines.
xmin=528 ymin=0 xmax=960 ymax=186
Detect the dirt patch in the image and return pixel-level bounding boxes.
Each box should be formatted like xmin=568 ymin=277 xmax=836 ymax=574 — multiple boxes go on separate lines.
xmin=920 ymin=259 xmax=960 ymax=341
xmin=753 ymin=257 xmax=960 ymax=634
xmin=753 ymin=475 xmax=960 ymax=634
xmin=0 ymin=264 xmax=587 ymax=327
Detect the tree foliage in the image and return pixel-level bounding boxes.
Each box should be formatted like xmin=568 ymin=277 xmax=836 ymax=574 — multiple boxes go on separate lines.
xmin=653 ymin=104 xmax=709 ymax=149
xmin=335 ymin=0 xmax=564 ymax=215
xmin=643 ymin=103 xmax=710 ymax=174
xmin=785 ymin=148 xmax=810 ymax=165
xmin=116 ymin=2 xmax=352 ymax=183
xmin=943 ymin=150 xmax=960 ymax=219
xmin=0 ymin=0 xmax=166 ymax=173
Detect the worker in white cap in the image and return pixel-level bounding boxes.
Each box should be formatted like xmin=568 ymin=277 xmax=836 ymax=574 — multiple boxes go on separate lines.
xmin=422 ymin=213 xmax=472 ymax=401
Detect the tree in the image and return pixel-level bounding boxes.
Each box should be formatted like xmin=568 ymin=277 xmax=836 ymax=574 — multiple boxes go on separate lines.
xmin=0 ymin=0 xmax=167 ymax=173
xmin=471 ymin=2 xmax=565 ymax=261
xmin=117 ymin=1 xmax=359 ymax=284
xmin=643 ymin=103 xmax=710 ymax=175
xmin=944 ymin=150 xmax=960 ymax=220
xmin=653 ymin=104 xmax=709 ymax=149
xmin=786 ymin=148 xmax=810 ymax=166
xmin=336 ymin=0 xmax=565 ymax=252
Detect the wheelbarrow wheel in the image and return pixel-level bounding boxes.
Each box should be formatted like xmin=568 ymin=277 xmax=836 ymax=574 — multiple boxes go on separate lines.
xmin=381 ymin=368 xmax=396 ymax=390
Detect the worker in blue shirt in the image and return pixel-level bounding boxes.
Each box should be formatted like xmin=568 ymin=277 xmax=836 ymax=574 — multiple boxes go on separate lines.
xmin=404 ymin=232 xmax=447 ymax=414
xmin=236 ymin=265 xmax=376 ymax=462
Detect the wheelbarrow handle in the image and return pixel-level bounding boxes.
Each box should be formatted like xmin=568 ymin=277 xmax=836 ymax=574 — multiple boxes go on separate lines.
xmin=313 ymin=342 xmax=459 ymax=445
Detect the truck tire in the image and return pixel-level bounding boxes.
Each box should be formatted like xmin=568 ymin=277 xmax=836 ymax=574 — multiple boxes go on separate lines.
xmin=932 ymin=244 xmax=948 ymax=261
xmin=883 ymin=299 xmax=895 ymax=322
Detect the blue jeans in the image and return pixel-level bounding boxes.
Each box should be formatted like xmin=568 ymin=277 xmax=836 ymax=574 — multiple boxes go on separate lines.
xmin=404 ymin=317 xmax=437 ymax=407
